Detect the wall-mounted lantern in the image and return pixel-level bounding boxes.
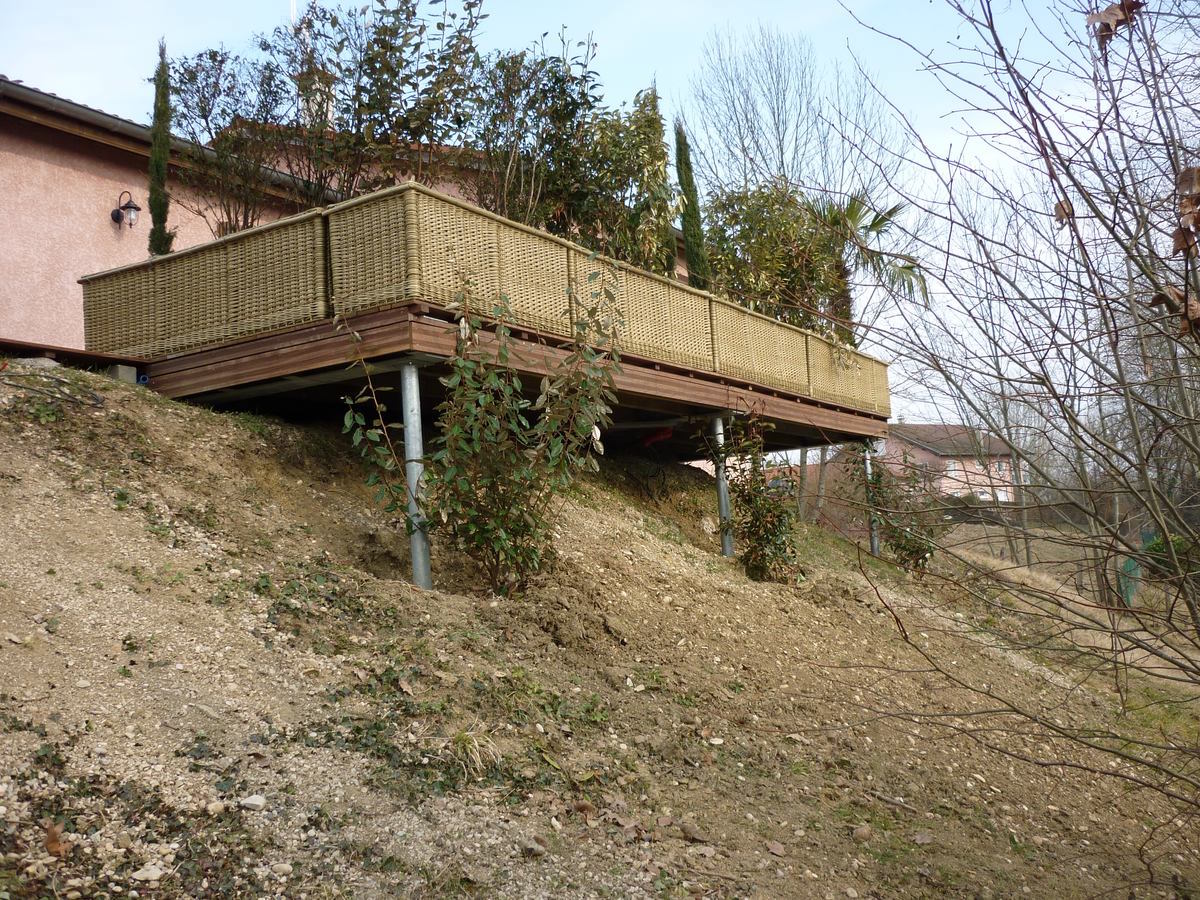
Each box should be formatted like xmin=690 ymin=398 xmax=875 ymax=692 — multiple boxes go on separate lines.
xmin=110 ymin=191 xmax=141 ymax=228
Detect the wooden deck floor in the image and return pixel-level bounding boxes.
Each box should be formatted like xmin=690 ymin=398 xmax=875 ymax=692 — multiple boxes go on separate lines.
xmin=145 ymin=303 xmax=887 ymax=457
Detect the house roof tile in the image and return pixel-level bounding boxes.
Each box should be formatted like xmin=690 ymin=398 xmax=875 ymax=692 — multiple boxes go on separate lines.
xmin=889 ymin=423 xmax=1010 ymax=458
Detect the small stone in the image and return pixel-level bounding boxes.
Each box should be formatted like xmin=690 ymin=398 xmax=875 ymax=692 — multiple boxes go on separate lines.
xmin=519 ymin=837 xmax=547 ymax=858
xmin=766 ymin=840 xmax=786 ymax=857
xmin=239 ymin=794 xmax=267 ymax=811
xmin=271 ymin=862 xmax=293 ymax=876
xmin=846 ymin=889 xmax=860 ymax=899
xmin=852 ymin=824 xmax=872 ymax=843
xmin=115 ymin=832 xmax=132 ymax=849
xmin=4 ymin=633 xmax=22 ymax=646
xmin=206 ymin=801 xmax=225 ymax=816
xmin=75 ymin=680 xmax=91 ymax=689
xmin=131 ymin=864 xmax=164 ymax=882
xmin=679 ymin=821 xmax=712 ymax=844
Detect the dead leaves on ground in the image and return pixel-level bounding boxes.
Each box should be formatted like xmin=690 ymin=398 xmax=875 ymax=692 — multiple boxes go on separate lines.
xmin=43 ymin=822 xmax=71 ymax=858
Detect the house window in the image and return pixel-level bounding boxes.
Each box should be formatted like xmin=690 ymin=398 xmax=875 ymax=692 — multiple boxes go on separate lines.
xmin=945 ymin=459 xmax=961 ymax=476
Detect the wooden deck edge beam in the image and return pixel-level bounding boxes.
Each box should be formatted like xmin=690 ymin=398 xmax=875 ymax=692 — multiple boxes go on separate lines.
xmin=145 ymin=306 xmax=886 ymax=438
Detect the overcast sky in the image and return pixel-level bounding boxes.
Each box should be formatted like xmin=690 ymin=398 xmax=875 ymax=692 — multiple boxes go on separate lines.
xmin=1 ymin=0 xmax=964 ymax=142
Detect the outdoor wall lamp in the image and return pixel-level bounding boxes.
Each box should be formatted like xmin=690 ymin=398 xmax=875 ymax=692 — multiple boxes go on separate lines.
xmin=111 ymin=191 xmax=141 ymax=228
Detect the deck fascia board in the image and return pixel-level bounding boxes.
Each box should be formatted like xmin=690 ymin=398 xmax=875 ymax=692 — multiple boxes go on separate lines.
xmin=145 ymin=305 xmax=886 ymax=439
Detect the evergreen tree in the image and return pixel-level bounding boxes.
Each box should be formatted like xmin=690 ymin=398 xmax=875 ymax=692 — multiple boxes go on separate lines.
xmin=673 ymin=119 xmax=710 ymax=290
xmin=148 ymin=40 xmax=175 ymax=256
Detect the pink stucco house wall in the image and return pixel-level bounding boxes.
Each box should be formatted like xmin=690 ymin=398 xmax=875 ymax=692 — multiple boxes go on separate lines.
xmin=878 ymin=423 xmax=1016 ymax=502
xmin=0 ymin=77 xmax=255 ymax=349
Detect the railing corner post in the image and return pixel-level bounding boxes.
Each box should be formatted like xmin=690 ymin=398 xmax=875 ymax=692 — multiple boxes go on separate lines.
xmin=403 ymin=188 xmax=422 ymax=301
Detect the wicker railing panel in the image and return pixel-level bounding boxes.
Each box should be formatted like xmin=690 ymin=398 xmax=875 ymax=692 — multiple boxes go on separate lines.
xmin=227 ymin=216 xmax=327 ymax=336
xmin=81 ymin=211 xmax=327 ymax=357
xmin=326 ymin=188 xmax=409 ymax=315
xmin=496 ymin=225 xmax=572 ymax=336
xmin=710 ymin=299 xmax=755 ymax=382
xmin=867 ymin=357 xmax=891 ymax=416
xmin=620 ymin=270 xmax=672 ymax=363
xmin=664 ymin=282 xmax=715 ymax=371
xmin=413 ymin=190 xmax=500 ymax=306
xmin=710 ymin=300 xmax=812 ymax=394
xmin=806 ymin=337 xmax=887 ymax=414
xmin=569 ymin=249 xmax=623 ymax=309
xmin=768 ymin=323 xmax=810 ymax=395
xmin=83 ymin=266 xmax=158 ymax=357
xmin=806 ymin=336 xmax=841 ymax=407
xmin=160 ymin=245 xmax=229 ymax=352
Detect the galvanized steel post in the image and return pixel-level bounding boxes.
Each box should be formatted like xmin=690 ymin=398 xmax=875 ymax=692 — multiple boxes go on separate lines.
xmin=401 ymin=363 xmax=433 ymax=589
xmin=864 ymin=441 xmax=881 ymax=557
xmin=711 ymin=415 xmax=735 ymax=558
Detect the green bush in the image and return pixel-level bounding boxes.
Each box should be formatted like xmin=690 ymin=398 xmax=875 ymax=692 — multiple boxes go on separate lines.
xmin=1142 ymin=533 xmax=1200 ymax=579
xmin=849 ymin=446 xmax=945 ymax=572
xmin=346 ymin=282 xmax=620 ymax=595
xmin=713 ymin=415 xmax=800 ymax=583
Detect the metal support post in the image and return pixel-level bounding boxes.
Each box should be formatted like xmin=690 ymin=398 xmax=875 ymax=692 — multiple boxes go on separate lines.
xmin=864 ymin=441 xmax=881 ymax=557
xmin=711 ymin=415 xmax=735 ymax=558
xmin=400 ymin=363 xmax=433 ymax=589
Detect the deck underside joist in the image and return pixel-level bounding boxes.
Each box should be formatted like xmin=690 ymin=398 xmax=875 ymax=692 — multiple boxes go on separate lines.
xmin=145 ymin=303 xmax=886 ymax=458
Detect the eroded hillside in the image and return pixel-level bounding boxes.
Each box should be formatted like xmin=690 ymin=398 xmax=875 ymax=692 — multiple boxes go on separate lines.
xmin=0 ymin=360 xmax=1195 ymax=898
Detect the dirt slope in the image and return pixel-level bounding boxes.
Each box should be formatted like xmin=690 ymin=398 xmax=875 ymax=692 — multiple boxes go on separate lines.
xmin=0 ymin=360 xmax=1196 ymax=899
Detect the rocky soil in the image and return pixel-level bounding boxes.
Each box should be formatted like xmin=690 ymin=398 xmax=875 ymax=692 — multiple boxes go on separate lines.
xmin=0 ymin=359 xmax=1197 ymax=898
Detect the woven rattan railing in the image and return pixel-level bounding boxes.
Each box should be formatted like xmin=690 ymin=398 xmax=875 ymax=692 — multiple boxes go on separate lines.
xmin=81 ymin=182 xmax=889 ymax=417
xmin=81 ymin=209 xmax=329 ymax=359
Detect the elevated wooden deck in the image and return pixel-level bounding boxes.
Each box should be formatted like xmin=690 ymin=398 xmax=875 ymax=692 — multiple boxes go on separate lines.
xmin=80 ymin=183 xmax=889 ymax=455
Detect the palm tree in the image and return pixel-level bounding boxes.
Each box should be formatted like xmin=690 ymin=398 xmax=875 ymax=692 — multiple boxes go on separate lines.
xmin=801 ymin=192 xmax=926 ymax=345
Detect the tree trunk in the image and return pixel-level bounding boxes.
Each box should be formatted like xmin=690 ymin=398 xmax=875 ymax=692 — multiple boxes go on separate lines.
xmin=796 ymin=448 xmax=809 ymax=522
xmin=815 ymin=446 xmax=830 ymax=517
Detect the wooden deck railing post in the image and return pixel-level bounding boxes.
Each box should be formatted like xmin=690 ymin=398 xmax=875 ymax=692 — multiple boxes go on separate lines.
xmin=403 ymin=188 xmax=422 ymax=300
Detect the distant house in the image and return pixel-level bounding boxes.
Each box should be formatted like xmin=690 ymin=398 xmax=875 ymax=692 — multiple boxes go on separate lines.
xmin=879 ymin=423 xmax=1016 ymax=503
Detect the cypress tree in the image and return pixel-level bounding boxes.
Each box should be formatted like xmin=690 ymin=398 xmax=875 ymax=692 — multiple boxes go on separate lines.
xmin=148 ymin=40 xmax=175 ymax=256
xmin=673 ymin=119 xmax=710 ymax=290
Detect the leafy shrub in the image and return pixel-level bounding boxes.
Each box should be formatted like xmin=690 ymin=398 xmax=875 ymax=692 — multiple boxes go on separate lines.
xmin=1142 ymin=533 xmax=1200 ymax=579
xmin=711 ymin=414 xmax=800 ymax=582
xmin=346 ymin=280 xmax=620 ymax=595
xmin=861 ymin=447 xmax=946 ymax=571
